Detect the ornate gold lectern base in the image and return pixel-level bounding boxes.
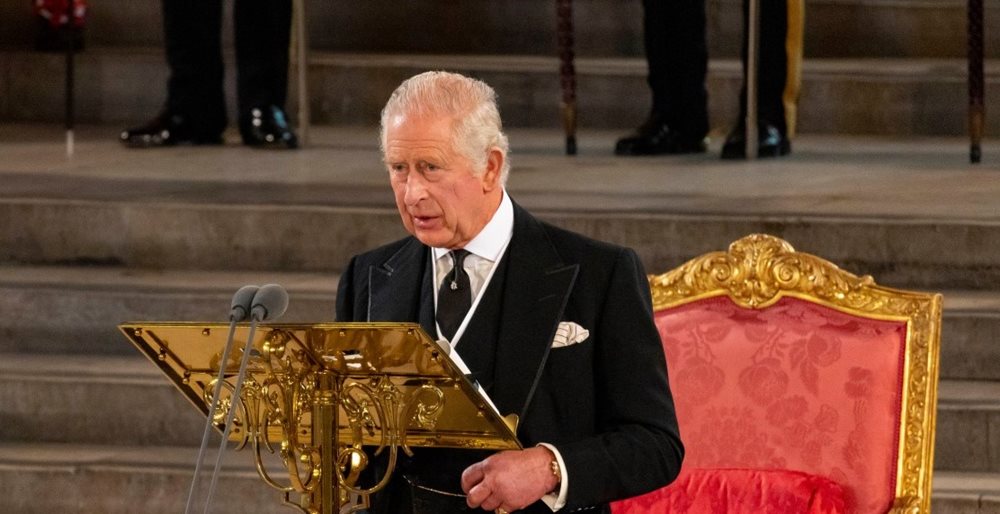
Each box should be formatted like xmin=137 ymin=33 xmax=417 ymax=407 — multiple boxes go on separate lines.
xmin=120 ymin=322 xmax=521 ymax=514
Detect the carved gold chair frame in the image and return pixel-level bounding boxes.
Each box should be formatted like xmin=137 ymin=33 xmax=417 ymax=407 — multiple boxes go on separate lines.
xmin=647 ymin=233 xmax=942 ymax=513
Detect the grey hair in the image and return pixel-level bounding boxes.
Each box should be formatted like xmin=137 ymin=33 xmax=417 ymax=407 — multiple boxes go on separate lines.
xmin=380 ymin=71 xmax=510 ymax=184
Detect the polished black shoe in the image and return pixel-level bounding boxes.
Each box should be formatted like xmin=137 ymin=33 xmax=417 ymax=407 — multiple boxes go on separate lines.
xmin=240 ymin=106 xmax=298 ymax=149
xmin=119 ymin=112 xmax=223 ymax=147
xmin=614 ymin=115 xmax=707 ymax=156
xmin=720 ymin=122 xmax=791 ymax=159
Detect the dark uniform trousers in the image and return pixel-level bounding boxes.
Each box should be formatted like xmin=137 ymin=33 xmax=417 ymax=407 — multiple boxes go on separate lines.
xmin=162 ymin=0 xmax=292 ymax=136
xmin=642 ymin=0 xmax=803 ymax=138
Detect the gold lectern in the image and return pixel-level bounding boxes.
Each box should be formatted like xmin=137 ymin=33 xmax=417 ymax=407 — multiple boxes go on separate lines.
xmin=120 ymin=322 xmax=522 ymax=514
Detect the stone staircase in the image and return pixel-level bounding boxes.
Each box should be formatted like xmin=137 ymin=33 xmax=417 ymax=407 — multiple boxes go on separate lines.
xmin=0 ymin=0 xmax=999 ymax=512
xmin=0 ymin=127 xmax=998 ymax=512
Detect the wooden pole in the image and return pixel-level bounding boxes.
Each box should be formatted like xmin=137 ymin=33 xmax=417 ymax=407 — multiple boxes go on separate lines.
xmin=745 ymin=0 xmax=760 ymax=159
xmin=556 ymin=0 xmax=577 ymax=155
xmin=968 ymin=0 xmax=984 ymax=164
xmin=292 ymin=0 xmax=309 ymax=147
xmin=65 ymin=0 xmax=76 ymax=158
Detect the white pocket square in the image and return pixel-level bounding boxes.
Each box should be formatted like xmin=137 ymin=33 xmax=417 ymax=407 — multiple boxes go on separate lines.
xmin=552 ymin=321 xmax=590 ymax=348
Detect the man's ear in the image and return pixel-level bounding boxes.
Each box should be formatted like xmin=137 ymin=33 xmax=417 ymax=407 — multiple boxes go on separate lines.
xmin=481 ymin=147 xmax=504 ymax=192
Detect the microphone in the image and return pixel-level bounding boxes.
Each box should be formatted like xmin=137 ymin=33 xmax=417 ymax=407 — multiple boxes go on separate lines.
xmin=229 ymin=285 xmax=259 ymax=321
xmin=203 ymin=283 xmax=291 ymax=514
xmin=186 ymin=284 xmax=260 ymax=514
xmin=249 ymin=283 xmax=289 ymax=321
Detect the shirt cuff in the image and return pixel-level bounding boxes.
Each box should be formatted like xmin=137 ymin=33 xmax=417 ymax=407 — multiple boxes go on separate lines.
xmin=537 ymin=443 xmax=568 ymax=511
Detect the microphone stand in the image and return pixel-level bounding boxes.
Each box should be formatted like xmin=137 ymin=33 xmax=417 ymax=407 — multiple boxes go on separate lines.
xmin=183 ymin=283 xmax=286 ymax=514
xmin=184 ymin=285 xmax=258 ymax=514
xmin=202 ymin=312 xmax=262 ymax=514
xmin=183 ymin=319 xmax=244 ymax=514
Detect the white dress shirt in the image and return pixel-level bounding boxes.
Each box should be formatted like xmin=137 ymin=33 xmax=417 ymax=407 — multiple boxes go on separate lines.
xmin=430 ymin=190 xmax=569 ymax=511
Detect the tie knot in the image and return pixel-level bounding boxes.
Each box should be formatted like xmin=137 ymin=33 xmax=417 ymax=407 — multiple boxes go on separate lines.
xmin=448 ymin=250 xmax=471 ymax=290
xmin=450 ymin=249 xmax=470 ymax=269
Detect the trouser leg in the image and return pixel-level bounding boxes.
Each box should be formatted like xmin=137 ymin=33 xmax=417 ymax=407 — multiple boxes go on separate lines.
xmin=738 ymin=0 xmax=802 ymax=135
xmin=234 ymin=0 xmax=292 ymax=122
xmin=642 ymin=0 xmax=709 ymax=138
xmin=162 ymin=0 xmax=226 ymax=134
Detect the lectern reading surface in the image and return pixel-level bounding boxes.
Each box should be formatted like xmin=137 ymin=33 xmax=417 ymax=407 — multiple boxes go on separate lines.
xmin=120 ymin=322 xmax=520 ymax=514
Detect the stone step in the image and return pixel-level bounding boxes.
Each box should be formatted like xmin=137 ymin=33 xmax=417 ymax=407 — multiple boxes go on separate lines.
xmin=2 ymin=48 xmax=998 ymax=136
xmin=2 ymin=185 xmax=999 ymax=292
xmin=1 ymin=353 xmax=997 ymax=473
xmin=0 ymin=265 xmax=337 ymax=355
xmin=1 ymin=0 xmax=998 ymax=59
xmin=933 ymin=472 xmax=1000 ymax=514
xmin=0 ymin=443 xmax=288 ymax=514
xmin=935 ymin=380 xmax=1000 ymax=473
xmin=942 ymin=292 xmax=1000 ymax=381
xmin=1 ymin=265 xmax=997 ymax=381
xmin=0 ymin=355 xmax=204 ymax=447
xmin=307 ymin=0 xmax=1000 ymax=60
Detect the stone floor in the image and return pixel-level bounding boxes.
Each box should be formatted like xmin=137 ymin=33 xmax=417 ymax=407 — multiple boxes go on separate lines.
xmin=2 ymin=123 xmax=998 ymax=221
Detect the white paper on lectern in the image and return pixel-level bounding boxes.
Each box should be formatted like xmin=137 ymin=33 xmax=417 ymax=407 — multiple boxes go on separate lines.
xmin=436 ymin=339 xmax=503 ymax=418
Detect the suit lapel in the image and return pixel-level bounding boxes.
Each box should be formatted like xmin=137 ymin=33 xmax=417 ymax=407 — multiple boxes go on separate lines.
xmin=365 ymin=205 xmax=579 ymax=428
xmin=367 ymin=237 xmax=436 ymax=336
xmin=493 ymin=203 xmax=578 ymax=426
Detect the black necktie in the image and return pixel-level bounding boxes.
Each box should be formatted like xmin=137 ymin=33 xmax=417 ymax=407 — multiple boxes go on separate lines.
xmin=437 ymin=249 xmax=472 ymax=341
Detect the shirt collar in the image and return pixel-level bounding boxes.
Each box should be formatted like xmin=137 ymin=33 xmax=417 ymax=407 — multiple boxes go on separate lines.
xmin=432 ymin=190 xmax=513 ymax=262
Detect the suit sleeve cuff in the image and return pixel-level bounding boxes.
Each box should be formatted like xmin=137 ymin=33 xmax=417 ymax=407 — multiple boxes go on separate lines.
xmin=538 ymin=443 xmax=568 ymax=511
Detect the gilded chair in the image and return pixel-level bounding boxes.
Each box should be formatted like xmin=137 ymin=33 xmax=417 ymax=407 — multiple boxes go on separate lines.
xmin=612 ymin=234 xmax=942 ymax=513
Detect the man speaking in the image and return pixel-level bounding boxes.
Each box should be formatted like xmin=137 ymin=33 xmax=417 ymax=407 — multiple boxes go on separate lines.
xmin=336 ymin=71 xmax=683 ymax=513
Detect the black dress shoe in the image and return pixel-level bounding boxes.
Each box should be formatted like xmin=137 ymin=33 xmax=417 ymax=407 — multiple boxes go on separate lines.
xmin=615 ymin=114 xmax=707 ymax=156
xmin=720 ymin=122 xmax=791 ymax=159
xmin=240 ymin=106 xmax=298 ymax=149
xmin=120 ymin=112 xmax=223 ymax=147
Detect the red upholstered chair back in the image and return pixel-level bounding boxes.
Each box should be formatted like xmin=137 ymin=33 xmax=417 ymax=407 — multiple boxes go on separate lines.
xmin=613 ymin=234 xmax=942 ymax=514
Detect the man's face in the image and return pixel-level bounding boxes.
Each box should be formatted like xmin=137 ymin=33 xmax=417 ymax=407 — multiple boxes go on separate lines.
xmin=384 ymin=112 xmax=503 ymax=249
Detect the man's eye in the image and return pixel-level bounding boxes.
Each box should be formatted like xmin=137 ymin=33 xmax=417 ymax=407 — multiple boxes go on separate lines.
xmin=390 ymin=164 xmax=406 ymax=173
xmin=425 ymin=163 xmax=439 ymax=171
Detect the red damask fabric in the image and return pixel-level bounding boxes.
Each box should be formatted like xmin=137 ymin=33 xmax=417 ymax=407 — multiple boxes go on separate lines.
xmin=611 ymin=468 xmax=847 ymax=514
xmin=640 ymin=296 xmax=907 ymax=513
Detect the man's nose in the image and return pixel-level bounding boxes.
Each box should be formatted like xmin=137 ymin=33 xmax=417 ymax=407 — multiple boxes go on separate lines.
xmin=403 ymin=172 xmax=427 ymax=205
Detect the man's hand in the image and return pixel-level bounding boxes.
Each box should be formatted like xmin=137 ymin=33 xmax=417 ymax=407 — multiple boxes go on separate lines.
xmin=461 ymin=446 xmax=559 ymax=512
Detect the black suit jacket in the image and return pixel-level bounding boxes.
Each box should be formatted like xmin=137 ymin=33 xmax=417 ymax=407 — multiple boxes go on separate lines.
xmin=336 ymin=201 xmax=683 ymax=511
